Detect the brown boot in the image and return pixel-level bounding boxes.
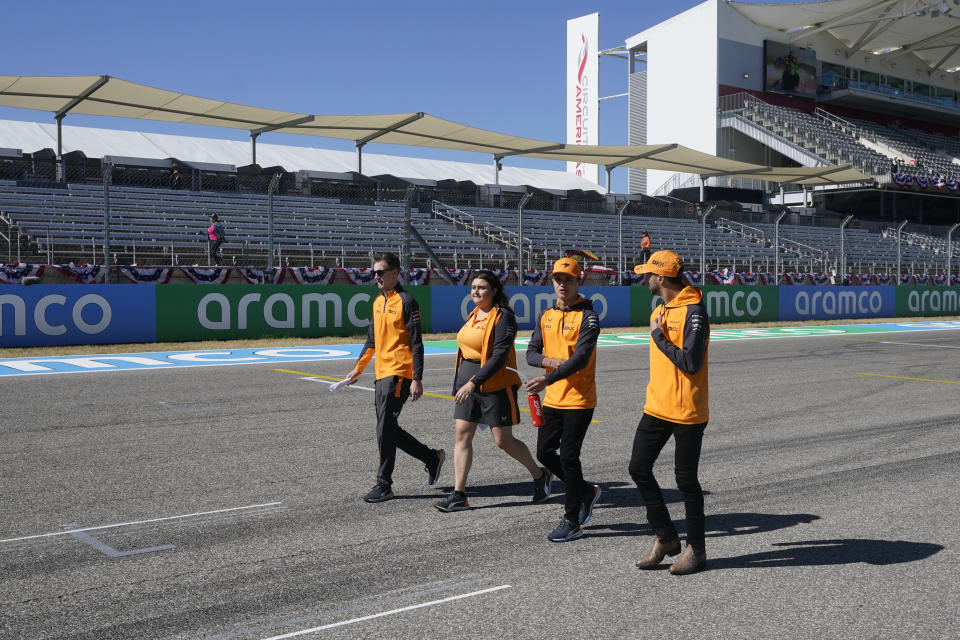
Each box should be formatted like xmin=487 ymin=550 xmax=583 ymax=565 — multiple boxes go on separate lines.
xmin=634 ymin=534 xmax=681 ymax=569
xmin=668 ymin=543 xmax=706 ymax=575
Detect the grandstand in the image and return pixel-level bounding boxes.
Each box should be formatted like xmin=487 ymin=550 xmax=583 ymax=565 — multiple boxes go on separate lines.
xmin=5 ymin=0 xmax=960 ymax=281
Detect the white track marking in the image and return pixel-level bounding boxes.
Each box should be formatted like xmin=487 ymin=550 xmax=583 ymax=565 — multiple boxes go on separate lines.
xmin=261 ymin=585 xmax=511 ymax=639
xmin=878 ymin=341 xmax=960 ymax=349
xmin=0 ymin=502 xmax=283 ymax=545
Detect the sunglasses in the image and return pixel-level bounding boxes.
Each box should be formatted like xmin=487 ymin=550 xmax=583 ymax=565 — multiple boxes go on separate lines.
xmin=372 ymin=268 xmax=396 ymax=277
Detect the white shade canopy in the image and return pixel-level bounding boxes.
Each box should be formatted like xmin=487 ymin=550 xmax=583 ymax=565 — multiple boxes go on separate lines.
xmin=0 ymin=74 xmax=871 ymax=185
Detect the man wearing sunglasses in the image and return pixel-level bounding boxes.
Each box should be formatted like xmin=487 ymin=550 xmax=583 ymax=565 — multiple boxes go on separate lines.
xmin=343 ymin=252 xmax=445 ymax=503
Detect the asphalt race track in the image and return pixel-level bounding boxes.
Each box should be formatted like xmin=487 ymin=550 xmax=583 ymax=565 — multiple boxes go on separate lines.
xmin=2 ymin=327 xmax=959 ymax=639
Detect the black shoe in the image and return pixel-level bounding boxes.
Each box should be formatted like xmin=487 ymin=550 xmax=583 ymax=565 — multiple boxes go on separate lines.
xmin=532 ymin=467 xmax=553 ymax=503
xmin=425 ymin=449 xmax=445 ymax=486
xmin=547 ymin=517 xmax=583 ymax=543
xmin=363 ymin=484 xmax=394 ymax=503
xmin=578 ymin=484 xmax=601 ymax=525
xmin=434 ymin=491 xmax=470 ymax=512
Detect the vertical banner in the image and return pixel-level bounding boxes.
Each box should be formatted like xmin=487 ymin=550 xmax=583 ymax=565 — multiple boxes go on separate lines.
xmin=567 ymin=13 xmax=599 ymax=182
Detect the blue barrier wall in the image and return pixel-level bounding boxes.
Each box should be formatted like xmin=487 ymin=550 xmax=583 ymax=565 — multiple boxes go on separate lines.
xmin=0 ymin=285 xmax=157 ymax=347
xmin=430 ymin=286 xmax=631 ymax=332
xmin=778 ymin=286 xmax=895 ymax=321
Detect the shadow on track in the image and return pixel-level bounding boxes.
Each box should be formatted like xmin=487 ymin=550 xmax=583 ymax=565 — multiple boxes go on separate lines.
xmin=710 ymin=539 xmax=944 ymax=569
xmin=585 ymin=511 xmax=820 ymax=539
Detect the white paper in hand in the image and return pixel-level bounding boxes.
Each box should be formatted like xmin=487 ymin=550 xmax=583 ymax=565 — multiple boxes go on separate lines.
xmin=329 ymin=379 xmax=351 ymax=392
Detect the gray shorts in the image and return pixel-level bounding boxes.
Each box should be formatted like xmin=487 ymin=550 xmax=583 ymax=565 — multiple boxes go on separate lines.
xmin=453 ymin=359 xmax=520 ymax=427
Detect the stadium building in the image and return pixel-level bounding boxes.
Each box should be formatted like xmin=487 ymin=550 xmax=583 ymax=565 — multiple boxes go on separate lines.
xmin=620 ymin=0 xmax=960 ymax=225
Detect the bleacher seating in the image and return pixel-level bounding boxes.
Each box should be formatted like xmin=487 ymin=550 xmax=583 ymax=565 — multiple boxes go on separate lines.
xmin=0 ymin=177 xmax=947 ymax=273
xmin=738 ymin=94 xmax=960 ymax=183
xmin=0 ymin=183 xmax=504 ymax=268
xmin=740 ymin=98 xmax=889 ymax=176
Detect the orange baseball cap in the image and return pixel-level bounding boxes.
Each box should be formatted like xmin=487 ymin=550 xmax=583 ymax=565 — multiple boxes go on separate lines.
xmin=552 ymin=257 xmax=583 ymax=278
xmin=634 ymin=250 xmax=684 ymax=277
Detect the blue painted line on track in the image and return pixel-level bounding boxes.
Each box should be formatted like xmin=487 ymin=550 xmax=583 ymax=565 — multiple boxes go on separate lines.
xmin=1 ymin=320 xmax=958 ymax=377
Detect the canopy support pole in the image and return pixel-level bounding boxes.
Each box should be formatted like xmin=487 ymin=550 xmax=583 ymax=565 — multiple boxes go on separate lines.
xmin=248 ymin=114 xmax=315 ymax=167
xmin=250 ymin=133 xmax=260 ymax=166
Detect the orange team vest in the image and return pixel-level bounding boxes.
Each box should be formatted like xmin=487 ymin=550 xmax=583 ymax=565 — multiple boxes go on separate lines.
xmin=356 ymin=288 xmax=415 ymax=380
xmin=454 ymin=305 xmax=521 ymax=393
xmin=539 ymin=302 xmax=597 ymax=409
xmin=644 ymin=286 xmax=709 ymax=424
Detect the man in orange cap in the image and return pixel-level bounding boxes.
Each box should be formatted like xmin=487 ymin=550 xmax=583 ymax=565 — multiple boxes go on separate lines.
xmin=629 ymin=250 xmax=710 ymax=574
xmin=526 ymin=256 xmax=601 ymax=543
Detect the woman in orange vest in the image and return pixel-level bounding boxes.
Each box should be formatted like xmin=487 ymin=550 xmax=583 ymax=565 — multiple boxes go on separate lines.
xmin=434 ymin=271 xmax=551 ymax=512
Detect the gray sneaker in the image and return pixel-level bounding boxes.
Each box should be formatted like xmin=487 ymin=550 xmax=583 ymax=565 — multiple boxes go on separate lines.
xmin=532 ymin=467 xmax=553 ymax=503
xmin=548 ymin=517 xmax=583 ymax=543
xmin=578 ymin=484 xmax=601 ymax=525
xmin=434 ymin=491 xmax=470 ymax=512
xmin=426 ymin=449 xmax=446 ymax=486
xmin=363 ymin=484 xmax=394 ymax=503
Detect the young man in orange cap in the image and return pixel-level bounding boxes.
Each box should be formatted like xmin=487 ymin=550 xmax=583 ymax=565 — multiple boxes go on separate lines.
xmin=630 ymin=250 xmax=710 ymax=574
xmin=526 ymin=256 xmax=601 ymax=543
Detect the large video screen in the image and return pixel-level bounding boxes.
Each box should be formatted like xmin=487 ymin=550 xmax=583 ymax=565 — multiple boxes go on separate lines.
xmin=764 ymin=40 xmax=817 ymax=97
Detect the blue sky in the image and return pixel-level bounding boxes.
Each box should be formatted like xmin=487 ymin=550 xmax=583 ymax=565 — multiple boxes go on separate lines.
xmin=2 ymin=0 xmax=796 ymax=190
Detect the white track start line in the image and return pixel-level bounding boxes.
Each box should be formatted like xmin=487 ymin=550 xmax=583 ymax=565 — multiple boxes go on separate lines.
xmin=260 ymin=585 xmax=512 ymax=639
xmin=0 ymin=502 xmax=283 ymax=545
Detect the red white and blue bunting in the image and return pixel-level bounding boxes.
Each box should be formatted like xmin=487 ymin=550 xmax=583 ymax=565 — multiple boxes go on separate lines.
xmin=739 ymin=272 xmax=759 ymax=285
xmin=812 ymin=273 xmax=831 ymax=285
xmin=56 ymin=263 xmax=105 ymax=284
xmin=119 ymin=266 xmax=174 ymax=284
xmin=181 ymin=267 xmax=232 ymax=284
xmin=408 ymin=268 xmax=430 ymax=286
xmin=876 ymin=274 xmax=892 ymax=285
xmin=953 ymin=274 xmax=960 ymax=285
xmin=290 ymin=266 xmax=335 ymax=285
xmin=682 ymin=271 xmax=702 ymax=286
xmin=444 ymin=269 xmax=475 ymax=286
xmin=892 ymin=172 xmax=960 ymax=192
xmin=933 ymin=274 xmax=948 ymax=285
xmin=585 ymin=265 xmax=618 ymax=285
xmin=522 ymin=270 xmax=548 ymax=286
xmin=342 ymin=268 xmax=376 ymax=285
xmin=900 ymin=274 xmax=915 ymax=285
xmin=484 ymin=268 xmax=509 ymax=284
xmin=0 ymin=263 xmax=44 ymax=284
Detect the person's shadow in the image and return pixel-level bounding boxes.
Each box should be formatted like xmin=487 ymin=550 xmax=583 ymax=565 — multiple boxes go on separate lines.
xmin=439 ymin=480 xmax=706 ymax=511
xmin=586 ymin=511 xmax=819 ymax=539
xmin=708 ymin=539 xmax=944 ymax=569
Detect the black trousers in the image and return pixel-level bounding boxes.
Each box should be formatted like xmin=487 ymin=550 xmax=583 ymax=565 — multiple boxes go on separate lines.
xmin=208 ymin=239 xmax=223 ymax=265
xmin=375 ymin=376 xmax=433 ymax=487
xmin=536 ymin=406 xmax=594 ymax=523
xmin=628 ymin=413 xmax=707 ymax=545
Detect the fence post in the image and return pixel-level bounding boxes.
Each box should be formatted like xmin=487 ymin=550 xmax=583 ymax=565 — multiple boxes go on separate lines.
xmin=517 ymin=192 xmax=532 ymax=273
xmin=266 ymin=172 xmax=281 ymax=272
xmin=617 ymin=201 xmax=628 ymax=281
xmin=947 ymin=223 xmax=959 ymax=281
xmin=839 ymin=215 xmax=854 ymax=284
xmin=896 ymin=219 xmax=908 ymax=283
xmin=102 ymin=161 xmax=113 ymax=280
xmin=774 ymin=211 xmax=786 ymax=278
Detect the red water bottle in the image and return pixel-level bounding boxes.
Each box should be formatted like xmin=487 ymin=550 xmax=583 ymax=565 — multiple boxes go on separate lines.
xmin=527 ymin=393 xmax=545 ymax=427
